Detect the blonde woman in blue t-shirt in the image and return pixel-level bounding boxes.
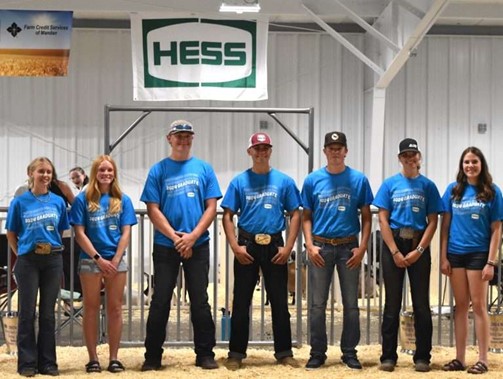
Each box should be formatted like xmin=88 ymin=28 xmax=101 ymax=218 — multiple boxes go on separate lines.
xmin=70 ymin=155 xmax=137 ymax=374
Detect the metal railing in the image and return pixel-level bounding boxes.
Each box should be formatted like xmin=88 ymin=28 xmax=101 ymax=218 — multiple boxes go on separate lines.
xmin=1 ymin=206 xmax=502 ymax=350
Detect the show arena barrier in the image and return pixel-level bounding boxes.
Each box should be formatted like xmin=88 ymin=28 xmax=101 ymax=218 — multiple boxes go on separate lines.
xmin=0 ymin=208 xmax=502 ymax=350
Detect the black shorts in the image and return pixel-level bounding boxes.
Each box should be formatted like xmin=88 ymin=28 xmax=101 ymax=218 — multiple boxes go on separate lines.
xmin=447 ymin=252 xmax=488 ymax=270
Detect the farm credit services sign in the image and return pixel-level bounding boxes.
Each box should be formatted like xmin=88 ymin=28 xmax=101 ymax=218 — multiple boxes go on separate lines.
xmin=0 ymin=10 xmax=73 ymax=76
xmin=130 ymin=14 xmax=268 ymax=101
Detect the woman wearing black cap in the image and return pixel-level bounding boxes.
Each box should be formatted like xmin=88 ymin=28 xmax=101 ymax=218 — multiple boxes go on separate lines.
xmin=373 ymin=138 xmax=443 ymax=373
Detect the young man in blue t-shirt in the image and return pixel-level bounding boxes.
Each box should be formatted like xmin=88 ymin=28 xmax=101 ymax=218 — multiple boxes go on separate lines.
xmin=222 ymin=132 xmax=302 ymax=370
xmin=140 ymin=120 xmax=222 ymax=371
xmin=301 ymin=131 xmax=373 ymax=370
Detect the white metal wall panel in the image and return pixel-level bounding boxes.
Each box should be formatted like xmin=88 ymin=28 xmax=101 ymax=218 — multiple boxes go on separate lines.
xmin=384 ymin=36 xmax=503 ymax=194
xmin=3 ymin=28 xmax=503 ymax=209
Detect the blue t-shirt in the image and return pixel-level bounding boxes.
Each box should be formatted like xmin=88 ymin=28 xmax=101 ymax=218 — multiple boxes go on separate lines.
xmin=6 ymin=191 xmax=70 ymax=255
xmin=221 ymin=168 xmax=301 ymax=234
xmin=301 ymin=166 xmax=374 ymax=238
xmin=442 ymin=182 xmax=503 ymax=254
xmin=373 ymin=173 xmax=443 ymax=230
xmin=70 ymin=192 xmax=138 ymax=259
xmin=140 ymin=156 xmax=222 ymax=248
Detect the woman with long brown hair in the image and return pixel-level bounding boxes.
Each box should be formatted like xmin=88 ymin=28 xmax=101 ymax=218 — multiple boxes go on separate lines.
xmin=440 ymin=147 xmax=503 ymax=374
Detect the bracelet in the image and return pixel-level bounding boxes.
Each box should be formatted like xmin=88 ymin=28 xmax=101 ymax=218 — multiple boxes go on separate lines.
xmin=392 ymin=250 xmax=400 ymax=256
xmin=487 ymin=260 xmax=497 ymax=267
xmin=93 ymin=253 xmax=101 ymax=261
xmin=416 ymin=245 xmax=425 ymax=254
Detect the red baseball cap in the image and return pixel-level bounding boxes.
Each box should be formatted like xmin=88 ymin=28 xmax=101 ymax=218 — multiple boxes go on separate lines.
xmin=248 ymin=132 xmax=272 ymax=148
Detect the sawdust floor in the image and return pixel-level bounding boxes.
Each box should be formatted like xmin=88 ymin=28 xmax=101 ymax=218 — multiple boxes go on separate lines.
xmin=1 ymin=344 xmax=503 ymax=378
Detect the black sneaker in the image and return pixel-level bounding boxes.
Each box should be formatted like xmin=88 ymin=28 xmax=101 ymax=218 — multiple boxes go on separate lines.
xmin=196 ymin=356 xmax=219 ymax=369
xmin=342 ymin=356 xmax=362 ymax=370
xmin=39 ymin=366 xmax=60 ymax=376
xmin=140 ymin=360 xmax=162 ymax=371
xmin=305 ymin=356 xmax=325 ymax=370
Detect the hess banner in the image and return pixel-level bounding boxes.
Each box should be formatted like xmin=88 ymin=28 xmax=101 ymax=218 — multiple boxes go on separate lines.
xmin=130 ymin=14 xmax=268 ymax=101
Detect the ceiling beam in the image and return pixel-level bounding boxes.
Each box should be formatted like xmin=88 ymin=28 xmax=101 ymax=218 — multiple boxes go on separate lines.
xmin=301 ymin=3 xmax=384 ymax=75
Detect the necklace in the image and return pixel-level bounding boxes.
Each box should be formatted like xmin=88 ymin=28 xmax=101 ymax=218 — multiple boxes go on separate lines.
xmin=31 ymin=191 xmax=51 ymax=203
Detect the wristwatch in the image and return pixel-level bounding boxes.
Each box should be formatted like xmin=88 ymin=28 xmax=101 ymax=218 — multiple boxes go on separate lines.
xmin=416 ymin=245 xmax=425 ymax=254
xmin=93 ymin=253 xmax=101 ymax=261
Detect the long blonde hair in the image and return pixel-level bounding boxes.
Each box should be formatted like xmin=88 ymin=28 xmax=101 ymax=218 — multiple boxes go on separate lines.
xmin=27 ymin=157 xmax=54 ymax=189
xmin=86 ymin=155 xmax=122 ymax=214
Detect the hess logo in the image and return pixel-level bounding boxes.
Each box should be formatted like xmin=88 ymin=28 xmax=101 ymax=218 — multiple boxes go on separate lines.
xmin=147 ymin=22 xmax=251 ymax=83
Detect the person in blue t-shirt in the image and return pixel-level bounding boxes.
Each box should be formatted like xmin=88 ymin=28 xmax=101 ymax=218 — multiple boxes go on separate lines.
xmin=222 ymin=132 xmax=302 ymax=370
xmin=69 ymin=155 xmax=137 ymax=374
xmin=440 ymin=147 xmax=503 ymax=374
xmin=301 ymin=131 xmax=373 ymax=370
xmin=6 ymin=157 xmax=70 ymax=377
xmin=140 ymin=120 xmax=222 ymax=371
xmin=373 ymin=138 xmax=443 ymax=373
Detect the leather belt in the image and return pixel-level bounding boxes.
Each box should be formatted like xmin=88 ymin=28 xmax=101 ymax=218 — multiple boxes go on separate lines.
xmin=238 ymin=229 xmax=282 ymax=246
xmin=392 ymin=228 xmax=422 ymax=240
xmin=312 ymin=235 xmax=357 ymax=246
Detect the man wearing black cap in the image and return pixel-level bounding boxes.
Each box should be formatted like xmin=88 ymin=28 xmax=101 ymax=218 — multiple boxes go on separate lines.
xmin=140 ymin=120 xmax=222 ymax=370
xmin=221 ymin=132 xmax=302 ymax=370
xmin=301 ymin=131 xmax=374 ymax=370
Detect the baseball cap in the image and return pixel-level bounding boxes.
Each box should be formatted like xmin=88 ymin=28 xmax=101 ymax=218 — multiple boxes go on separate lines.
xmin=324 ymin=131 xmax=347 ymax=147
xmin=398 ymin=138 xmax=420 ymax=154
xmin=248 ymin=132 xmax=272 ymax=148
xmin=168 ymin=120 xmax=194 ymax=135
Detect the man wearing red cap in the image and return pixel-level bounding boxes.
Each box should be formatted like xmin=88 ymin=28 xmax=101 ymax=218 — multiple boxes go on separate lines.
xmin=222 ymin=132 xmax=302 ymax=370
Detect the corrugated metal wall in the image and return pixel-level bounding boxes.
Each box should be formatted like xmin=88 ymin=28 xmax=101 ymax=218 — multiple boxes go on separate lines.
xmin=1 ymin=29 xmax=502 ymax=207
xmin=384 ymin=35 xmax=503 ymax=195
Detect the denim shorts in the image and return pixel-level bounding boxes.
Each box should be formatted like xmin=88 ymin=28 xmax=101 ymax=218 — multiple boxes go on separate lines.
xmin=78 ymin=255 xmax=128 ymax=274
xmin=447 ymin=252 xmax=488 ymax=270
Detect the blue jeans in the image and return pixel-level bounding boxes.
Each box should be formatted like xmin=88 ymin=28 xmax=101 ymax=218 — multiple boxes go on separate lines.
xmin=228 ymin=236 xmax=292 ymax=360
xmin=380 ymin=238 xmax=432 ymax=364
xmin=308 ymin=240 xmax=360 ymax=360
xmin=144 ymin=243 xmax=215 ymax=362
xmin=14 ymin=252 xmax=63 ymax=373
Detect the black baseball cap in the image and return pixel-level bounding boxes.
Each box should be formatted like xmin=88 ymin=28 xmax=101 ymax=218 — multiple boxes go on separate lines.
xmin=398 ymin=138 xmax=420 ymax=154
xmin=324 ymin=131 xmax=347 ymax=147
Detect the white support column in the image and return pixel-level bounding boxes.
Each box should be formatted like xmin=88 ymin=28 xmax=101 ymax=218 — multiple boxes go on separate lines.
xmin=369 ymin=88 xmax=386 ymax=194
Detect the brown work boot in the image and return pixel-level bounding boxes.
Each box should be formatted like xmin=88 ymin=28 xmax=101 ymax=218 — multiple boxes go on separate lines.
xmin=277 ymin=356 xmax=300 ymax=368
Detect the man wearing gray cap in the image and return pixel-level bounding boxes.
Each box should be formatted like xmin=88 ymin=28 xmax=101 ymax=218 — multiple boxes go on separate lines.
xmin=301 ymin=131 xmax=373 ymax=370
xmin=140 ymin=120 xmax=222 ymax=370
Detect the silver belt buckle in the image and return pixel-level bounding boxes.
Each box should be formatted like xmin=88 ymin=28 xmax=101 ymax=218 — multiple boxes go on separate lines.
xmin=255 ymin=234 xmax=271 ymax=245
xmin=399 ymin=228 xmax=414 ymax=239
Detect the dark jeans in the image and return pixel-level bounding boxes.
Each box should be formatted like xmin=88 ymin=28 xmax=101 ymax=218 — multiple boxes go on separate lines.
xmin=14 ymin=252 xmax=63 ymax=373
xmin=228 ymin=236 xmax=292 ymax=360
xmin=144 ymin=242 xmax=215 ymax=362
xmin=380 ymin=238 xmax=432 ymax=364
xmin=308 ymin=240 xmax=360 ymax=360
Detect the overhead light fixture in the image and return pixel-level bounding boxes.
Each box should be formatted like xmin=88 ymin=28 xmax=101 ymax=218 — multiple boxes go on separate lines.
xmin=219 ymin=0 xmax=261 ymax=14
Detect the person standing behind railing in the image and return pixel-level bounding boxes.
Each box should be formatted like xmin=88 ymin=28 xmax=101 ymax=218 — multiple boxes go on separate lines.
xmin=140 ymin=120 xmax=222 ymax=371
xmin=69 ymin=155 xmax=137 ymax=373
xmin=6 ymin=157 xmax=70 ymax=377
xmin=69 ymin=166 xmax=89 ymax=195
xmin=440 ymin=147 xmax=503 ymax=375
xmin=221 ymin=132 xmax=302 ymax=371
xmin=373 ymin=138 xmax=443 ymax=373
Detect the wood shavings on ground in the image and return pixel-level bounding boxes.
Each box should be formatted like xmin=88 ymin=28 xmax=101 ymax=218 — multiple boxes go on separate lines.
xmin=1 ymin=344 xmax=503 ymax=378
